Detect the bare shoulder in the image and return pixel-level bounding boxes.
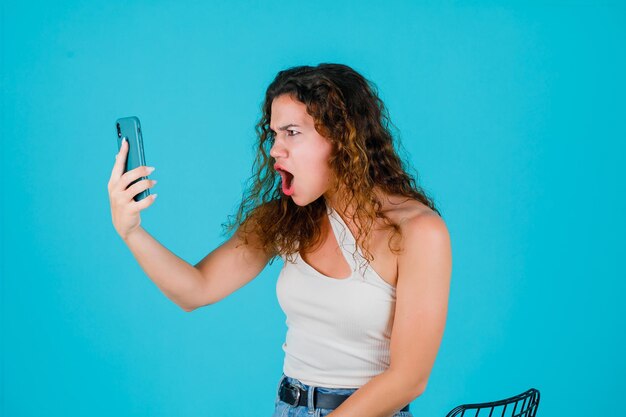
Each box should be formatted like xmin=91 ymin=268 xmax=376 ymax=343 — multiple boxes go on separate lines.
xmin=384 ymin=199 xmax=450 ymax=254
xmin=387 ymin=200 xmax=452 ymax=293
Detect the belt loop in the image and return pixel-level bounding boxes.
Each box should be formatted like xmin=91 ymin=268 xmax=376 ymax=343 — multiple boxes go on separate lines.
xmin=307 ymin=385 xmax=316 ymax=413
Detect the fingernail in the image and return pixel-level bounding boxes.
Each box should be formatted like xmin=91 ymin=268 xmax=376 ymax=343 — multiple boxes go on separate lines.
xmin=147 ymin=167 xmax=155 ymax=173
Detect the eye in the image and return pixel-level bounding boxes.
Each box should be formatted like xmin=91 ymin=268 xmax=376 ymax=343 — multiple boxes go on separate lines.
xmin=286 ymin=129 xmax=299 ymax=137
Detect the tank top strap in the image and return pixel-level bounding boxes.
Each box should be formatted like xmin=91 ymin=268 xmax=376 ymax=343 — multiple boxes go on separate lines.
xmin=326 ymin=204 xmax=368 ymax=276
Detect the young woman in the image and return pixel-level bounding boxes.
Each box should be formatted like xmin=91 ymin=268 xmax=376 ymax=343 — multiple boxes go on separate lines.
xmin=108 ymin=63 xmax=452 ymax=417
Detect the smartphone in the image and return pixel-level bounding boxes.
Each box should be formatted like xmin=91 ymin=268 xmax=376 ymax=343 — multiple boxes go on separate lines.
xmin=115 ymin=116 xmax=150 ymax=202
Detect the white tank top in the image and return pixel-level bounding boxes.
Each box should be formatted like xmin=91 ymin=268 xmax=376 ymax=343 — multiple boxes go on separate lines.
xmin=276 ymin=201 xmax=397 ymax=388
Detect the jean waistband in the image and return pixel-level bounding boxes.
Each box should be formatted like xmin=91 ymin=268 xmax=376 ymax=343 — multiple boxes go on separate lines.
xmin=276 ymin=373 xmax=410 ymax=413
xmin=280 ymin=374 xmax=359 ymax=394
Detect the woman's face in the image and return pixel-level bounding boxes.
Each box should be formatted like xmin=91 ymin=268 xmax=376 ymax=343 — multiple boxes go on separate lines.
xmin=269 ymin=94 xmax=336 ymax=206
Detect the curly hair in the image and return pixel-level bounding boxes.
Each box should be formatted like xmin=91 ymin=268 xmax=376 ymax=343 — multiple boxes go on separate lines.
xmin=221 ymin=63 xmax=440 ymax=270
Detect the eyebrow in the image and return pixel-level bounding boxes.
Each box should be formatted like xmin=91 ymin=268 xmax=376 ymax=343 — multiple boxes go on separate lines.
xmin=269 ymin=123 xmax=300 ymax=132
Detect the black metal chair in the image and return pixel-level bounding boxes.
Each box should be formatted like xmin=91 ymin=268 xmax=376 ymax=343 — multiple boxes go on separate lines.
xmin=444 ymin=388 xmax=540 ymax=417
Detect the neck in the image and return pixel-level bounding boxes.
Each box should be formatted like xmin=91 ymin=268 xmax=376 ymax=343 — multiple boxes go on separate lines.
xmin=324 ymin=185 xmax=390 ymax=220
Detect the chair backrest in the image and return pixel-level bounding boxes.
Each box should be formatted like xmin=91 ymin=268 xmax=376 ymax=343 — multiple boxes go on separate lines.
xmin=445 ymin=388 xmax=540 ymax=417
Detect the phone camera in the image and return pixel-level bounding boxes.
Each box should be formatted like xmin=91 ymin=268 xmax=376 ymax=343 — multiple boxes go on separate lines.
xmin=116 ymin=123 xmax=122 ymax=138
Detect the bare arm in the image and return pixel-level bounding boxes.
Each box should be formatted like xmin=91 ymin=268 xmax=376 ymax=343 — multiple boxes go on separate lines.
xmin=109 ymin=139 xmax=274 ymax=312
xmin=191 ymin=222 xmax=275 ymax=310
xmin=122 ymin=226 xmax=205 ymax=312
xmin=123 ymin=224 xmax=274 ymax=312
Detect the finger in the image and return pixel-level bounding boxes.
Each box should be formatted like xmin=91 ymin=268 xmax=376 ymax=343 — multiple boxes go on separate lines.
xmin=131 ymin=193 xmax=158 ymax=212
xmin=123 ymin=179 xmax=156 ymax=203
xmin=108 ymin=139 xmax=126 ymax=187
xmin=119 ymin=165 xmax=155 ymax=193
xmin=112 ymin=137 xmax=128 ymax=178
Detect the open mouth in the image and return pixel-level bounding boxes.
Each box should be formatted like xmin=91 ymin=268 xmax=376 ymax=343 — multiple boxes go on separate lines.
xmin=276 ymin=168 xmax=295 ymax=195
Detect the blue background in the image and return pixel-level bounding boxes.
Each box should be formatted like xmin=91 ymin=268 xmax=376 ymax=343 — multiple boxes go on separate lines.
xmin=2 ymin=1 xmax=625 ymax=416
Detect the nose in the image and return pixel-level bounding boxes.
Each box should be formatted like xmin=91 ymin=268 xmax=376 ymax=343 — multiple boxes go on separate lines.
xmin=269 ymin=138 xmax=286 ymax=159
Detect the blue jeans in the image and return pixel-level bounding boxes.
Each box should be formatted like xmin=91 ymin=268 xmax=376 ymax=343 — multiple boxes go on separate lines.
xmin=271 ymin=373 xmax=414 ymax=417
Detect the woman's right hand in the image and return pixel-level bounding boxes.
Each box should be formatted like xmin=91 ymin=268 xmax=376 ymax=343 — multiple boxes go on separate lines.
xmin=108 ymin=138 xmax=158 ymax=241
